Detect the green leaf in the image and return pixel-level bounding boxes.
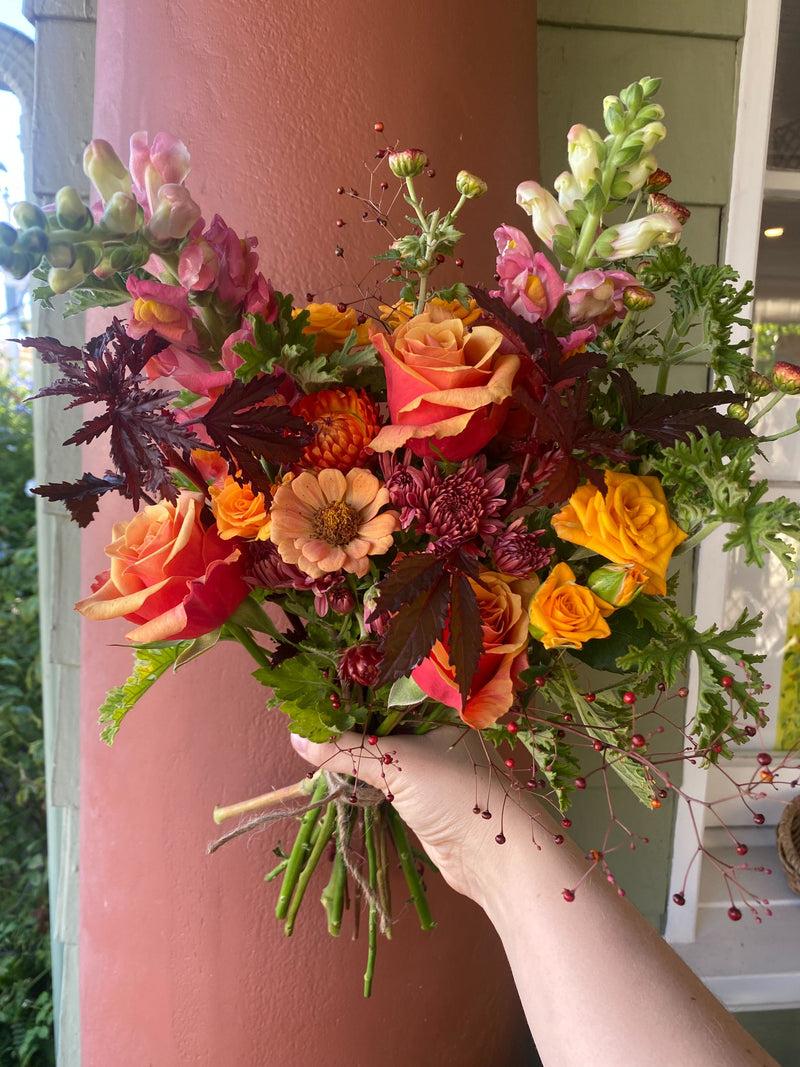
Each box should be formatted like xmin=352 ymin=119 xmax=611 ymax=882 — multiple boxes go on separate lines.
xmin=253 ymin=652 xmax=352 ymax=740
xmin=387 ymin=675 xmax=427 ymax=708
xmin=570 ymin=608 xmax=656 ymax=674
xmin=98 ymin=643 xmax=189 ymax=744
xmin=174 ymin=629 xmax=221 ymax=669
xmin=518 ymin=725 xmax=581 ymax=812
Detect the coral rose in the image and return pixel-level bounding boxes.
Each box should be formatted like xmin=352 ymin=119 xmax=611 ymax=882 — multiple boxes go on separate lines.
xmin=298 ymin=302 xmax=370 ymax=354
xmin=210 ymin=476 xmax=272 ymax=541
xmin=552 ymin=471 xmax=687 ymax=596
xmin=528 ymin=562 xmax=611 ymax=650
xmin=413 ymin=571 xmax=537 ymax=729
xmin=270 ymin=468 xmax=397 ymax=579
xmin=369 ymin=307 xmax=520 ymax=461
xmin=76 ymin=491 xmax=248 ymax=642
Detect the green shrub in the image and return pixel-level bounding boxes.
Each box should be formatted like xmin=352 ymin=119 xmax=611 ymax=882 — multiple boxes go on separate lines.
xmin=0 ymin=374 xmax=53 ymax=1066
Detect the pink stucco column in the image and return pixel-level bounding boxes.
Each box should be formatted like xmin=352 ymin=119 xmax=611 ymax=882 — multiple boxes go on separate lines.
xmin=81 ymin=2 xmax=539 ymax=1064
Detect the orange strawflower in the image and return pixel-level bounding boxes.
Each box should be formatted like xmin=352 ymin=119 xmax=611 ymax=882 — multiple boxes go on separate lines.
xmin=270 ymin=467 xmax=397 ymax=579
xmin=294 ymin=387 xmax=381 ymax=472
xmin=295 ymin=302 xmax=370 ymax=354
xmin=379 ymin=296 xmax=481 ymax=330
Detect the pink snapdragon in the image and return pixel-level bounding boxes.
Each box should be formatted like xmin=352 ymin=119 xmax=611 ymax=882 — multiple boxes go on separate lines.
xmin=129 ymin=131 xmax=200 ymax=241
xmin=566 ymin=269 xmax=637 ymax=327
xmin=221 ymin=274 xmax=277 ymax=373
xmin=205 ymin=214 xmax=259 ymax=308
xmin=178 ymin=223 xmax=220 ymax=291
xmin=492 ymin=225 xmax=564 ymax=322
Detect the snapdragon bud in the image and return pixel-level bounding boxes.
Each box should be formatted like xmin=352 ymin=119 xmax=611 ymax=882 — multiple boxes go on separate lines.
xmin=554 ymin=170 xmax=581 ymax=212
xmin=618 ymin=154 xmax=657 ymax=195
xmin=516 ymin=180 xmax=570 ymax=248
xmin=567 ymin=124 xmax=602 ymax=192
xmin=638 ymin=121 xmax=667 ymax=152
xmin=455 ymin=170 xmax=487 ymax=199
xmin=101 ymin=190 xmax=141 ymax=235
xmin=46 ymin=242 xmax=76 ymax=269
xmin=55 ymin=186 xmax=91 ymax=230
xmin=83 ymin=139 xmax=132 ymax=203
xmin=387 ymin=148 xmax=428 ymax=178
xmin=594 ymin=214 xmax=682 ymax=260
xmin=603 ymin=95 xmax=626 ymax=134
xmin=12 ymin=201 xmax=47 ymax=231
xmin=8 ymin=251 xmax=37 ymax=280
xmin=0 ymin=223 xmax=16 ymax=247
xmin=48 ymin=259 xmax=87 ymax=294
xmin=639 ymin=76 xmax=662 ymax=99
xmin=18 ymin=227 xmax=49 ymax=256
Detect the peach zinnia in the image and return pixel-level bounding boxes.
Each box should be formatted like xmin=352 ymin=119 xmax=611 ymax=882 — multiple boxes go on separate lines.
xmin=270 ymin=468 xmax=397 ymax=579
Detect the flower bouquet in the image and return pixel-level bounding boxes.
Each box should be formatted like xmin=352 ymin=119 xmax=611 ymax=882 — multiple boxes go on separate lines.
xmin=14 ymin=76 xmax=800 ymax=994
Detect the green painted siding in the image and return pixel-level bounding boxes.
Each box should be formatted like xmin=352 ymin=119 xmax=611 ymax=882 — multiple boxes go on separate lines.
xmin=536 ymin=1 xmax=746 ymax=929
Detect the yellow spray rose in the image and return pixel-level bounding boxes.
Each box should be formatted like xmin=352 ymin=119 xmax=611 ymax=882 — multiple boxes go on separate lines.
xmin=210 ymin=476 xmax=271 ymax=541
xmin=296 ymin=302 xmax=370 ymax=354
xmin=379 ymin=296 xmax=481 ymax=331
xmin=552 ymin=472 xmax=687 ymax=596
xmin=529 ymin=562 xmax=611 ymax=650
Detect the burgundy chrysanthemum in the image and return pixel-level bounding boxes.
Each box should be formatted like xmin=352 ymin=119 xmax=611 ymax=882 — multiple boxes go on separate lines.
xmin=492 ymin=519 xmax=554 ymax=578
xmin=244 ymin=541 xmax=344 ymax=616
xmin=379 ymin=453 xmax=426 ymax=529
xmin=416 ymin=457 xmax=509 ymax=548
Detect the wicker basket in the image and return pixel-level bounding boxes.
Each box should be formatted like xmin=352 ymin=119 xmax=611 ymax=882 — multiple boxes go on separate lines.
xmin=777 ymin=795 xmax=800 ymax=896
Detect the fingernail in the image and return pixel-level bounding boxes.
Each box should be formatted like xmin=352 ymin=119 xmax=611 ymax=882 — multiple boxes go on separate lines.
xmin=290 ymin=733 xmax=309 ymax=759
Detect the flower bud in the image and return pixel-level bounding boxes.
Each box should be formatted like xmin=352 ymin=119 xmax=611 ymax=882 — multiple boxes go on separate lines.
xmin=18 ymin=227 xmax=49 ymax=255
xmin=328 ymin=587 xmax=356 ymax=615
xmin=516 ymin=180 xmax=570 ymax=248
xmin=594 ymin=214 xmax=682 ymax=260
xmin=47 ymin=242 xmax=76 ymax=269
xmin=648 ymin=192 xmax=691 ymax=225
xmin=455 ymin=170 xmax=487 ymax=199
xmin=726 ymin=402 xmax=748 ymax=421
xmin=644 ymin=168 xmax=672 ymax=194
xmin=638 ymin=122 xmax=667 ymax=152
xmin=387 ymin=148 xmax=428 ymax=178
xmin=748 ymin=370 xmax=772 ymax=398
xmin=83 ymin=139 xmax=132 ymax=203
xmin=0 ymin=246 xmax=13 ymax=270
xmin=633 ymin=104 xmax=665 ymax=128
xmin=48 ymin=259 xmax=88 ymax=294
xmin=107 ymin=245 xmax=139 ymax=272
xmin=622 ymin=285 xmax=655 ymax=311
xmin=620 ymin=81 xmax=644 ymax=113
xmin=12 ymin=201 xmax=46 ymax=231
xmin=363 ymin=585 xmax=388 ymax=637
xmin=773 ymin=361 xmax=800 ymax=395
xmin=146 ymin=183 xmax=202 ymax=242
xmin=567 ymin=124 xmax=601 ymax=192
xmin=55 ymin=186 xmax=91 ymax=230
xmin=8 ymin=251 xmax=36 ymax=280
xmin=338 ymin=643 xmax=383 ymax=687
xmin=619 ymin=154 xmax=657 ymax=195
xmin=101 ymin=191 xmax=141 ymax=235
xmin=639 ymin=76 xmax=662 ymax=99
xmin=554 ymin=170 xmax=581 ymax=212
xmin=603 ymin=95 xmax=626 ymax=134
xmin=588 ymin=563 xmax=647 ymax=609
xmin=0 ymin=222 xmax=16 ymax=247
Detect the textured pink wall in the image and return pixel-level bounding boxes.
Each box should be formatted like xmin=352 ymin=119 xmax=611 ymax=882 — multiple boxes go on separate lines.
xmin=81 ymin=2 xmax=539 ymax=1064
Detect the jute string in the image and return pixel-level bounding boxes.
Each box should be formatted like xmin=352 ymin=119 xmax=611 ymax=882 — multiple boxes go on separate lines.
xmin=207 ymin=772 xmax=390 ymax=933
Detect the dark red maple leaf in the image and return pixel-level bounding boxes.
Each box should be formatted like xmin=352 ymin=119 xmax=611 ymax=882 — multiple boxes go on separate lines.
xmin=33 ymin=471 xmax=125 ymax=527
xmin=198 ymin=374 xmax=311 ymax=493
xmin=611 ymin=369 xmax=754 ymax=445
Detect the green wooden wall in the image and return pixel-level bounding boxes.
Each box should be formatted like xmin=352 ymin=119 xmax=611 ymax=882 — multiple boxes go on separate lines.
xmin=536 ymin=0 xmax=747 ymax=928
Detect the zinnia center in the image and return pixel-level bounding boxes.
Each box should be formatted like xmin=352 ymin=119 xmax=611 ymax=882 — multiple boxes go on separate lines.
xmin=312 ymin=501 xmax=359 ymax=546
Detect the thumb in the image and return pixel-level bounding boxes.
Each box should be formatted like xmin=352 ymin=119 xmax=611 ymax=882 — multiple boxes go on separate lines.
xmin=290 ymin=731 xmax=392 ymax=793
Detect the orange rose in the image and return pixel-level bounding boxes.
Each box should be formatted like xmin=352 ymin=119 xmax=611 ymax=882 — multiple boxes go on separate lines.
xmin=412 ymin=571 xmax=537 ymax=728
xmin=379 ymin=297 xmax=481 ymax=331
xmin=369 ymin=307 xmax=520 ymax=461
xmin=297 ymin=302 xmax=370 ymax=354
xmin=210 ymin=476 xmax=272 ymax=541
xmin=552 ymin=471 xmax=687 ymax=596
xmin=529 ymin=562 xmax=611 ymax=650
xmin=76 ymin=491 xmax=248 ymax=643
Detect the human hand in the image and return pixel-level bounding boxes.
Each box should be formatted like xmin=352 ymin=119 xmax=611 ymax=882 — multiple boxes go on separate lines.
xmin=290 ymin=726 xmax=550 ymax=910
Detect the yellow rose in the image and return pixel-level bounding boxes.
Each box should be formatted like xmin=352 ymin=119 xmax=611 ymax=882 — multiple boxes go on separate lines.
xmin=552 ymin=472 xmax=687 ymax=596
xmin=379 ymin=297 xmax=481 ymax=331
xmin=296 ymin=302 xmax=370 ymax=354
xmin=529 ymin=562 xmax=611 ymax=650
xmin=210 ymin=476 xmax=271 ymax=541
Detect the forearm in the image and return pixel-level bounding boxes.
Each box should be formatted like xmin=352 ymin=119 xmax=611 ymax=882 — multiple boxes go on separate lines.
xmin=479 ymin=803 xmax=777 ymax=1067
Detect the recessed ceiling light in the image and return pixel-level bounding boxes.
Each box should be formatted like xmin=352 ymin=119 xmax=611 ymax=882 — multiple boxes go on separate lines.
xmin=764 ymin=226 xmax=784 ymax=238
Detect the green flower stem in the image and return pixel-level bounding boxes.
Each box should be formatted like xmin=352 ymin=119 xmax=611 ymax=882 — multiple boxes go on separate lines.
xmin=760 ymin=423 xmax=800 ymax=443
xmin=376 ymin=816 xmax=392 ymax=940
xmin=264 ymin=858 xmax=289 ymax=882
xmin=747 ymin=392 xmax=783 ymax=428
xmin=566 ymin=210 xmax=601 ymax=282
xmin=376 ymin=708 xmax=406 ymax=736
xmin=679 ymin=520 xmax=723 ymax=552
xmin=275 ymin=775 xmax=328 ymax=920
xmin=447 ymin=193 xmax=468 ymax=223
xmin=284 ymin=800 xmax=337 ymax=936
xmin=363 ymin=806 xmax=379 ymax=998
xmin=386 ymin=806 xmax=435 ymax=931
xmin=225 ymin=622 xmax=272 ymax=669
xmin=321 ymin=838 xmax=347 ymax=936
xmin=655 ymin=356 xmax=671 ymax=394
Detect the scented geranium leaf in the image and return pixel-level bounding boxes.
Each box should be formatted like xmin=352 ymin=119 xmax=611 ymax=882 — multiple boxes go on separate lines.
xmin=99 ymin=643 xmax=189 ymax=744
xmin=432 ymin=281 xmax=472 ymax=308
xmin=232 ymin=293 xmax=316 ymax=383
xmin=518 ymin=725 xmax=581 ymax=813
xmin=377 ymin=572 xmax=452 ymax=685
xmin=723 ymin=488 xmax=800 ymax=574
xmin=449 ymin=572 xmax=483 ymax=705
xmin=254 ymin=652 xmax=353 ymax=741
xmin=612 ymin=369 xmax=752 ymax=446
xmin=578 ymin=695 xmax=655 ymax=807
xmin=200 ymin=373 xmax=310 ymax=491
xmin=33 ymin=471 xmax=125 ymax=527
